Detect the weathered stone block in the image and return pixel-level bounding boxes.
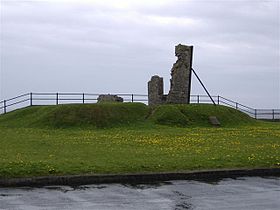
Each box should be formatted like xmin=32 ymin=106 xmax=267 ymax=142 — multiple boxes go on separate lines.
xmin=209 ymin=116 xmax=221 ymax=126
xmin=97 ymin=94 xmax=123 ymax=103
xmin=148 ymin=75 xmax=164 ymax=105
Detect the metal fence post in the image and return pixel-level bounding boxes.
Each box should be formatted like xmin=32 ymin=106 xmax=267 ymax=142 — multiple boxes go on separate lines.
xmin=3 ymin=100 xmax=6 ymax=114
xmin=30 ymin=92 xmax=33 ymax=106
xmin=236 ymin=102 xmax=238 ymax=109
xmin=217 ymin=95 xmax=220 ymax=105
xmin=197 ymin=95 xmax=199 ymax=103
xmin=82 ymin=93 xmax=85 ymax=104
xmin=132 ymin=94 xmax=134 ymax=102
xmin=272 ymin=109 xmax=275 ymax=120
xmin=56 ymin=93 xmax=59 ymax=105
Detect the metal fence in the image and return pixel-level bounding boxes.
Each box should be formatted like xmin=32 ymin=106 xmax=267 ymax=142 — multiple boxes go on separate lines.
xmin=0 ymin=92 xmax=279 ymax=120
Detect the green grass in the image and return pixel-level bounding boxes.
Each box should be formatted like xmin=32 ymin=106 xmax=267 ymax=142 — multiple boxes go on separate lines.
xmin=0 ymin=103 xmax=279 ymax=178
xmin=0 ymin=103 xmax=149 ymax=128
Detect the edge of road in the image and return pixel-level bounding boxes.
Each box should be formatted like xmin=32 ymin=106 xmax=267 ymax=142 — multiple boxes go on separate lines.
xmin=1 ymin=168 xmax=280 ymax=187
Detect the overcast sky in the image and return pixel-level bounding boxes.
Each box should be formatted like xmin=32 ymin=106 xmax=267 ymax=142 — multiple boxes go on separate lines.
xmin=0 ymin=0 xmax=279 ymax=108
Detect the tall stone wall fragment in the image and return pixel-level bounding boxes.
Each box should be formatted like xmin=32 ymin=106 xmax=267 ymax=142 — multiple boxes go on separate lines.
xmin=167 ymin=44 xmax=193 ymax=104
xmin=148 ymin=75 xmax=164 ymax=105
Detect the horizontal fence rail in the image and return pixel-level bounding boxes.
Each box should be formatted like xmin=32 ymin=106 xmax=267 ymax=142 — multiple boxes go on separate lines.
xmin=0 ymin=93 xmax=279 ymax=120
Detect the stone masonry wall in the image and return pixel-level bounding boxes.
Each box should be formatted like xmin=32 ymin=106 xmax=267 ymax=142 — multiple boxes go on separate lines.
xmin=148 ymin=44 xmax=193 ymax=105
xmin=148 ymin=75 xmax=164 ymax=105
xmin=166 ymin=44 xmax=193 ymax=104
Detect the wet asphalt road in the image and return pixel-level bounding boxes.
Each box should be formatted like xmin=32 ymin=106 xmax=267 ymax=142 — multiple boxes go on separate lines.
xmin=0 ymin=176 xmax=279 ymax=210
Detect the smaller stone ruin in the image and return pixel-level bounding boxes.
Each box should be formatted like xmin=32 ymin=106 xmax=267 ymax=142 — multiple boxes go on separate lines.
xmin=148 ymin=44 xmax=193 ymax=105
xmin=97 ymin=94 xmax=123 ymax=103
xmin=148 ymin=75 xmax=165 ymax=106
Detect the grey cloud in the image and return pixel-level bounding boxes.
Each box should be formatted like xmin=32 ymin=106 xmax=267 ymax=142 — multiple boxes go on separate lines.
xmin=0 ymin=0 xmax=279 ymax=108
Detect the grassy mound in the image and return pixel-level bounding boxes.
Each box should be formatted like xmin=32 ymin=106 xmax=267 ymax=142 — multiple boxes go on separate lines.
xmin=149 ymin=104 xmax=255 ymax=127
xmin=0 ymin=103 xmax=149 ymax=128
xmin=149 ymin=105 xmax=189 ymax=126
xmin=0 ymin=103 xmax=256 ymax=128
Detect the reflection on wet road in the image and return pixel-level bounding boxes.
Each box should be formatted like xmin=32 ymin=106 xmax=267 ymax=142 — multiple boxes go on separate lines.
xmin=0 ymin=176 xmax=279 ymax=210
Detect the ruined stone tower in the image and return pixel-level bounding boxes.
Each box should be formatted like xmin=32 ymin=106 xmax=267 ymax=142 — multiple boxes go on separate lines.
xmin=148 ymin=44 xmax=193 ymax=105
xmin=166 ymin=44 xmax=193 ymax=104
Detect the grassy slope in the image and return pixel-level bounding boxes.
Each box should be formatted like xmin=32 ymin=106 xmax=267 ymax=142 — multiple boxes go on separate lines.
xmin=0 ymin=103 xmax=256 ymax=128
xmin=0 ymin=103 xmax=149 ymax=128
xmin=0 ymin=103 xmax=279 ymax=178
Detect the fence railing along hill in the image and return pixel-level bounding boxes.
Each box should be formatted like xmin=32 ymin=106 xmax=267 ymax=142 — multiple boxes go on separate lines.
xmin=0 ymin=92 xmax=279 ymax=120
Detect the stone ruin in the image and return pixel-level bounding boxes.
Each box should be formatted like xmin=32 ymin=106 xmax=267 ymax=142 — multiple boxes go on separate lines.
xmin=148 ymin=44 xmax=193 ymax=105
xmin=97 ymin=94 xmax=123 ymax=103
xmin=148 ymin=75 xmax=164 ymax=106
